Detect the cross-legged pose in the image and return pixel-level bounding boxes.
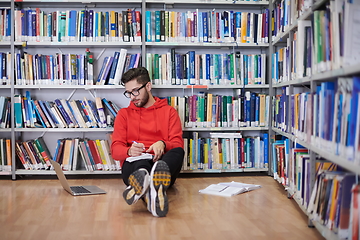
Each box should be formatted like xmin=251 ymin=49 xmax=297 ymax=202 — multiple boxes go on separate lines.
xmin=111 ymin=67 xmax=184 ymax=217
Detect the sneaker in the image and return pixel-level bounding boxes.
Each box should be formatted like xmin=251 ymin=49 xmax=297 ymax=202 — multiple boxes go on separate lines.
xmin=149 ymin=160 xmax=171 ymax=217
xmin=142 ymin=190 xmax=151 ymax=213
xmin=123 ymin=168 xmax=150 ymax=205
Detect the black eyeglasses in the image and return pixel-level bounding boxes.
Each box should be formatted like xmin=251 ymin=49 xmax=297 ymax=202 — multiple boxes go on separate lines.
xmin=123 ymin=82 xmax=148 ymax=98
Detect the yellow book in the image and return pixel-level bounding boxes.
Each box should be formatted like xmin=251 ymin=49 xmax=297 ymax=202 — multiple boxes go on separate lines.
xmin=327 ymin=177 xmax=339 ymax=229
xmin=189 ymin=138 xmax=193 ymax=169
xmin=110 ymin=11 xmax=116 ymax=38
xmin=95 ymin=139 xmax=109 ymax=170
xmin=204 ymin=142 xmax=208 ymax=169
xmin=241 ymin=12 xmax=247 ymax=43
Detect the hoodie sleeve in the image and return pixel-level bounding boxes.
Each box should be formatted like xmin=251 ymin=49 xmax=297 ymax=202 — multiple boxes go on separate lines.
xmin=163 ymin=107 xmax=184 ymax=151
xmin=111 ymin=109 xmax=130 ymax=166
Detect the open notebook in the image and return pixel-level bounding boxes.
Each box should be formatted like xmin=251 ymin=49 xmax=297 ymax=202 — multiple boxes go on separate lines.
xmin=51 ymin=160 xmax=106 ymax=196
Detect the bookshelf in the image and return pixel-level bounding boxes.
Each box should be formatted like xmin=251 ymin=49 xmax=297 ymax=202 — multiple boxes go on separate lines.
xmin=270 ymin=0 xmax=360 ymax=238
xmin=0 ymin=0 xmax=274 ymax=177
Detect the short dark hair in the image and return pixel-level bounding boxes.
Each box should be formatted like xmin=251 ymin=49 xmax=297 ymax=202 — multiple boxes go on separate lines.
xmin=121 ymin=67 xmax=150 ymax=85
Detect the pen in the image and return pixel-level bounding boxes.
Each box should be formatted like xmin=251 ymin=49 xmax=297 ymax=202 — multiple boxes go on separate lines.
xmin=132 ymin=141 xmax=145 ymax=150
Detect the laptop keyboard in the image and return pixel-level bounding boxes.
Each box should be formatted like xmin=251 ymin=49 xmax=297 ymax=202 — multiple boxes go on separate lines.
xmin=70 ymin=186 xmax=91 ymax=194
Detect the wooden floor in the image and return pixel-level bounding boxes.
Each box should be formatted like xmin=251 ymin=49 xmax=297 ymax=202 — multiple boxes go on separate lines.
xmin=0 ymin=175 xmax=324 ymax=240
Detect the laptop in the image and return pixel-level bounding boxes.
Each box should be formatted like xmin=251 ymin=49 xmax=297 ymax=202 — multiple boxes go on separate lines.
xmin=51 ymin=160 xmax=107 ymax=196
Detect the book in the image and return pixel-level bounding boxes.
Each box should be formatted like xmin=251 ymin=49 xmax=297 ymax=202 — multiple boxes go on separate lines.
xmin=126 ymin=153 xmax=153 ymax=162
xmin=199 ymin=181 xmax=261 ymax=197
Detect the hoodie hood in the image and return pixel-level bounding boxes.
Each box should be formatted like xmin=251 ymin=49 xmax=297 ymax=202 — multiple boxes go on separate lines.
xmin=128 ymin=96 xmax=168 ymax=111
xmin=127 ymin=97 xmax=168 ymax=142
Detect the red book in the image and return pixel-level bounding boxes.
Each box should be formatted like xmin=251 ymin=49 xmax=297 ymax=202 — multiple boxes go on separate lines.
xmin=87 ymin=140 xmax=103 ymax=170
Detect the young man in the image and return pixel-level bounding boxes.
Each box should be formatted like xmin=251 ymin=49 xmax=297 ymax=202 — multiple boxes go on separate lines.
xmin=111 ymin=67 xmax=184 ymax=217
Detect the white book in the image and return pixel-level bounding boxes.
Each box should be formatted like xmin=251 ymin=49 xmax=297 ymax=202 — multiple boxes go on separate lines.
xmin=71 ymin=138 xmax=80 ymax=170
xmin=199 ymin=181 xmax=261 ymax=197
xmin=296 ymin=20 xmax=311 ymax=79
xmin=110 ymin=49 xmax=128 ymax=85
xmin=126 ymin=153 xmax=153 ymax=162
xmin=60 ymin=99 xmax=78 ymax=128
xmin=343 ymin=0 xmax=360 ymax=66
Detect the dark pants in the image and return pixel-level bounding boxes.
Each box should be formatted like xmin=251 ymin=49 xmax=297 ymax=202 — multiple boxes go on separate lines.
xmin=122 ymin=147 xmax=184 ymax=187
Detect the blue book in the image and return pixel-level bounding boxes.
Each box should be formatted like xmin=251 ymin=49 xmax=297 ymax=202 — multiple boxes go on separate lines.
xmin=21 ymin=9 xmax=26 ymax=39
xmin=96 ymin=56 xmax=109 ymax=85
xmin=31 ymin=100 xmax=46 ymax=128
xmin=223 ymin=11 xmax=229 ymax=39
xmin=155 ymin=11 xmax=161 ymax=42
xmin=250 ymin=92 xmax=256 ymax=126
xmin=255 ymin=95 xmax=260 ymax=126
xmin=53 ymin=139 xmax=63 ymax=164
xmin=14 ymin=95 xmax=23 ymax=128
xmin=145 ymin=11 xmax=152 ymax=42
xmin=105 ymin=11 xmax=110 ymax=40
xmin=79 ymin=10 xmax=85 ymax=41
xmin=69 ymin=10 xmax=77 ymax=40
xmin=84 ymin=139 xmax=96 ymax=169
xmin=46 ymin=13 xmax=52 ymax=40
xmin=83 ymin=10 xmax=88 ymax=39
xmin=87 ymin=100 xmax=101 ymax=125
xmin=263 ymin=133 xmax=268 ymax=168
xmin=102 ymin=98 xmax=117 ymax=117
xmin=88 ymin=10 xmax=94 ymax=40
xmin=54 ymin=99 xmax=73 ymax=127
xmin=346 ymin=77 xmax=360 ymax=158
xmin=38 ymin=100 xmax=56 ymax=128
xmin=108 ymin=51 xmax=120 ymax=81
xmin=205 ymin=54 xmax=211 ymax=83
xmin=101 ymin=56 xmax=114 ymax=85
xmin=229 ymin=11 xmax=234 ymax=41
xmin=203 ymin=12 xmax=208 ymax=42
xmin=198 ymin=12 xmax=203 ymax=42
xmin=27 ymin=9 xmax=33 ymax=39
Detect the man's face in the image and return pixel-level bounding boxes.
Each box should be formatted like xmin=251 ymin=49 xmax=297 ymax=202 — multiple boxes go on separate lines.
xmin=124 ymin=79 xmax=149 ymax=108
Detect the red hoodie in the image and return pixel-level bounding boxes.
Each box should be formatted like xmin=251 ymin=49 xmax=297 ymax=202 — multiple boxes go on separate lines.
xmin=111 ymin=97 xmax=183 ymax=167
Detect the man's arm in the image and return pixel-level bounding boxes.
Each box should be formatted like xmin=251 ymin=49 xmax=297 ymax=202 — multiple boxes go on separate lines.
xmin=163 ymin=107 xmax=184 ymax=151
xmin=111 ymin=109 xmax=129 ymax=166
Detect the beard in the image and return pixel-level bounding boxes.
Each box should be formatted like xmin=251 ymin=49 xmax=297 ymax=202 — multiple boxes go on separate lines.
xmin=132 ymin=90 xmax=149 ymax=108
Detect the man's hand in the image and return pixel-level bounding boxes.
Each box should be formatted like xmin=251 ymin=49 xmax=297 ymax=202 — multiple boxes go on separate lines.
xmin=128 ymin=142 xmax=145 ymax=157
xmin=146 ymin=141 xmax=165 ymax=162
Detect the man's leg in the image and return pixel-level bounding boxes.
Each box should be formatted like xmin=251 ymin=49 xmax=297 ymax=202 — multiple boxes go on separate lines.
xmin=160 ymin=147 xmax=185 ymax=187
xmin=122 ymin=159 xmax=153 ymax=186
xmin=121 ymin=159 xmax=153 ymax=205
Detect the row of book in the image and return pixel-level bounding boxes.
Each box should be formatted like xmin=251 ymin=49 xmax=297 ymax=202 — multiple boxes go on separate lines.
xmin=14 ymin=8 xmax=141 ymax=43
xmin=165 ymin=91 xmax=269 ymax=128
xmin=183 ymin=132 xmax=269 ymax=170
xmin=146 ymin=51 xmax=267 ymax=86
xmin=272 ymin=136 xmax=358 ymax=239
xmin=0 ymin=96 xmax=10 ymax=128
xmin=272 ymin=0 xmax=359 ymax=84
xmin=14 ymin=49 xmax=140 ymax=86
xmin=0 ymin=138 xmax=11 ymax=171
xmin=273 ymin=76 xmax=360 ymax=163
xmin=308 ymin=169 xmax=358 ymax=239
xmin=0 ymin=8 xmax=11 ymax=42
xmin=15 ymin=136 xmax=52 ymax=170
xmin=52 ymin=137 xmax=120 ymax=171
xmin=13 ymin=91 xmax=119 ymax=128
xmin=95 ymin=49 xmax=140 ymax=85
xmin=145 ymin=10 xmax=270 ymax=44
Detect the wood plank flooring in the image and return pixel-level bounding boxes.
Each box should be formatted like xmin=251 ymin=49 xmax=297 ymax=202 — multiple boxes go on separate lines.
xmin=0 ymin=175 xmax=324 ymax=240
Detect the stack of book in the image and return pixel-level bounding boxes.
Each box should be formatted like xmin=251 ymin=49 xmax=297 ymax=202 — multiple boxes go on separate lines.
xmin=183 ymin=132 xmax=268 ymax=171
xmin=146 ymin=50 xmax=266 ymax=86
xmin=14 ymin=8 xmax=142 ymax=43
xmin=14 ymin=91 xmax=119 ymax=128
xmin=145 ymin=10 xmax=270 ymax=44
